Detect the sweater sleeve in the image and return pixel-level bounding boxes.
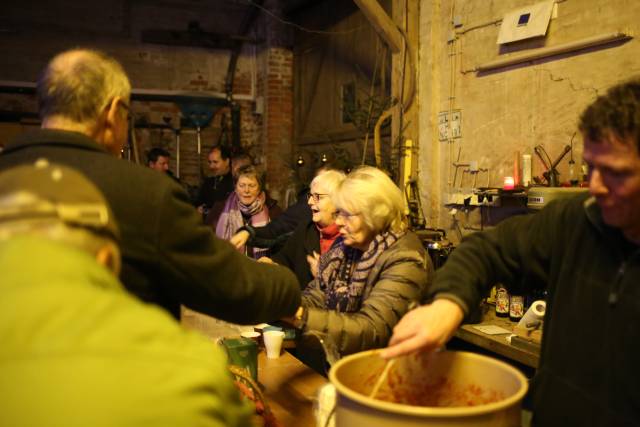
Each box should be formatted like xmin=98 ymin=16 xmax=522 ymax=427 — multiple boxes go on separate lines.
xmin=429 ymin=198 xmax=571 ymax=319
xmin=154 ymin=182 xmax=301 ymax=324
xmin=302 ymin=242 xmax=429 ymax=356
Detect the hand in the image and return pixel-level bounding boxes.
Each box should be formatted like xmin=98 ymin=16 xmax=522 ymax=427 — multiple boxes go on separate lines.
xmin=257 ymin=256 xmax=274 ymax=264
xmin=306 ymin=251 xmax=320 ymax=278
xmin=380 ymin=298 xmax=464 ymax=359
xmin=197 ymin=205 xmax=205 ymax=214
xmin=230 ymin=230 xmax=250 ymax=249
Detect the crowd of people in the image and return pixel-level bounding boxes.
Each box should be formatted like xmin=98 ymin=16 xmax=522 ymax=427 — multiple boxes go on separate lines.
xmin=2 ymin=46 xmax=639 ymax=427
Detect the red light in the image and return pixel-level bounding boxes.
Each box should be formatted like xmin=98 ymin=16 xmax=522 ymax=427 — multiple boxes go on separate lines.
xmin=503 ymin=176 xmax=515 ymax=190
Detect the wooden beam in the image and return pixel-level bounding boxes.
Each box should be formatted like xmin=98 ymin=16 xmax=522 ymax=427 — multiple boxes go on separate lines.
xmin=353 ymin=0 xmax=403 ymax=53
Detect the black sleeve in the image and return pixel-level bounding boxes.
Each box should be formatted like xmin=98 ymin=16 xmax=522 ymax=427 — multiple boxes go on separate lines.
xmin=154 ymin=182 xmax=301 ymax=324
xmin=251 ymin=197 xmax=312 ymax=241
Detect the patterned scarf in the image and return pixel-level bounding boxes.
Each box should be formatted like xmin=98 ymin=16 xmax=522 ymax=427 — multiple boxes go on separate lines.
xmin=317 ymin=230 xmax=404 ymax=312
xmin=216 ymin=192 xmax=270 ymax=258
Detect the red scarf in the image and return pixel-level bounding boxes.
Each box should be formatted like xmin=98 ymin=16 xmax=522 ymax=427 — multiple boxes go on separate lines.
xmin=317 ymin=222 xmax=340 ymax=254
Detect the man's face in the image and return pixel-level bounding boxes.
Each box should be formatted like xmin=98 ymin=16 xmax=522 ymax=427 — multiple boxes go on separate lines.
xmin=149 ymin=156 xmax=169 ymax=172
xmin=583 ymin=134 xmax=640 ymax=240
xmin=208 ymin=149 xmax=230 ymax=176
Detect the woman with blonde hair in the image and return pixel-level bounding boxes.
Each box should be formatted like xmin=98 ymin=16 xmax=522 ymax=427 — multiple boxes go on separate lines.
xmin=286 ymin=166 xmax=432 ymax=361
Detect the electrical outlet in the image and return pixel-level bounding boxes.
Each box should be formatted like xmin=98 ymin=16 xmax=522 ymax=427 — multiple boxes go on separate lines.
xmin=438 ymin=112 xmax=449 ymax=141
xmin=451 ymin=110 xmax=462 ymax=138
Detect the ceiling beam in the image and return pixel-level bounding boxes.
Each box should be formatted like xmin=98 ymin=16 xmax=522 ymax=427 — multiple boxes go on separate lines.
xmin=353 ymin=0 xmax=402 ymax=53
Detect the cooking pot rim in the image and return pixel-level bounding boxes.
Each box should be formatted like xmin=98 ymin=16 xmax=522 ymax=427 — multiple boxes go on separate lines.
xmin=329 ymin=349 xmax=529 ymax=417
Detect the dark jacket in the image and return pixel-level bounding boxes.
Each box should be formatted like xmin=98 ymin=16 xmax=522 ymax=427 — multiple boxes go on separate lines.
xmin=0 ymin=129 xmax=300 ymax=322
xmin=271 ymin=220 xmax=319 ymax=289
xmin=244 ymin=193 xmax=312 ymax=249
xmin=196 ymin=173 xmax=234 ymax=208
xmin=302 ymin=231 xmax=431 ymax=356
xmin=430 ymin=193 xmax=640 ymax=426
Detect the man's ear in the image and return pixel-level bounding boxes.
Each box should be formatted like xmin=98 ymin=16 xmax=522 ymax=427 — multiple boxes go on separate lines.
xmin=96 ymin=243 xmax=121 ymax=276
xmin=98 ymin=96 xmax=126 ymax=156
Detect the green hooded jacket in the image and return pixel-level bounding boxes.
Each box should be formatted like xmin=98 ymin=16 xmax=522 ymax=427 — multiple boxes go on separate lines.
xmin=0 ymin=236 xmax=253 ymax=427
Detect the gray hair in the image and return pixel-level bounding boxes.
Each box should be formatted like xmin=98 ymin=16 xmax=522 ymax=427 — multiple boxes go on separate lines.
xmin=37 ymin=49 xmax=131 ymax=124
xmin=311 ymin=169 xmax=346 ymax=194
xmin=332 ymin=166 xmax=407 ymax=234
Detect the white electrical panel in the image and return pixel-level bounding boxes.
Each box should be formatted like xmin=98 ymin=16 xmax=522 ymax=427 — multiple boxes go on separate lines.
xmin=438 ymin=112 xmax=449 ymax=141
xmin=497 ymin=0 xmax=555 ymax=45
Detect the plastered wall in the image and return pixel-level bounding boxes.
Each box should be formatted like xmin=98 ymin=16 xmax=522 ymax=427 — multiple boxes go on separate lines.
xmin=418 ymin=0 xmax=640 ymax=241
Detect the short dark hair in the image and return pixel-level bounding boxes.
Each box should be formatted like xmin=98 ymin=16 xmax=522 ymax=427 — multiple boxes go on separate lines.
xmin=147 ymin=147 xmax=170 ymax=164
xmin=579 ymin=79 xmax=640 ymax=151
xmin=231 ymin=151 xmax=253 ymax=165
xmin=210 ymin=145 xmax=231 ymax=160
xmin=37 ymin=49 xmax=131 ymax=124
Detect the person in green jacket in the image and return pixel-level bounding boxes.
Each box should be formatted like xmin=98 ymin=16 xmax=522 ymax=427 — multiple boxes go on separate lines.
xmin=0 ymin=160 xmax=253 ymax=427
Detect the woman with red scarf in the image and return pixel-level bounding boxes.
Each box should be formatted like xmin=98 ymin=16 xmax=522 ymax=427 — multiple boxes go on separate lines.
xmin=258 ymin=169 xmax=345 ymax=289
xmin=212 ymin=165 xmax=281 ymax=259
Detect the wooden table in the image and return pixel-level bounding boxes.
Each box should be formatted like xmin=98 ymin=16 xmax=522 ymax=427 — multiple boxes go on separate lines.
xmin=180 ymin=307 xmax=328 ymax=427
xmin=258 ymin=351 xmax=328 ymax=427
xmin=454 ymin=306 xmax=540 ymax=368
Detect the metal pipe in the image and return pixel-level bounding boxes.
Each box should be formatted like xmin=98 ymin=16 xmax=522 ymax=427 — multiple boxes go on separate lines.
xmin=476 ymin=31 xmax=632 ymax=73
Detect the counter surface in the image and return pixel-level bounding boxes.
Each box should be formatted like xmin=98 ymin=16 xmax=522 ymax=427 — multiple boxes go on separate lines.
xmin=455 ymin=306 xmax=540 ymax=368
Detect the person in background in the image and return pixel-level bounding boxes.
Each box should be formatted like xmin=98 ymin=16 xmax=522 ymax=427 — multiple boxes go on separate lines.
xmin=382 ymin=79 xmax=640 ymax=426
xmin=212 ymin=165 xmax=282 ymax=259
xmin=147 ymin=147 xmax=170 ymax=172
xmin=0 ymin=48 xmax=300 ymax=323
xmin=230 ymin=151 xmax=253 ymax=179
xmin=285 ymin=166 xmax=431 ymax=361
xmin=196 ymin=145 xmax=234 ymax=215
xmin=258 ymin=169 xmax=346 ymax=289
xmin=0 ymin=160 xmax=252 ymax=427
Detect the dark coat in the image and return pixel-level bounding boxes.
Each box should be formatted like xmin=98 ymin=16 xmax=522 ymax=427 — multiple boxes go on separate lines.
xmin=196 ymin=173 xmax=234 ymax=208
xmin=271 ymin=220 xmax=319 ymax=289
xmin=0 ymin=129 xmax=300 ymax=322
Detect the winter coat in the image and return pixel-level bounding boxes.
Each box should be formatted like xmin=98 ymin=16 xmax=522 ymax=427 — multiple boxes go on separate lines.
xmin=0 ymin=237 xmax=253 ymax=427
xmin=0 ymin=129 xmax=300 ymax=321
xmin=302 ymin=231 xmax=431 ymax=356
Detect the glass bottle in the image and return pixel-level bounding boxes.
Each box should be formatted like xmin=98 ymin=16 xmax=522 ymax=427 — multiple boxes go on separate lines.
xmin=495 ymin=284 xmax=509 ymax=318
xmin=509 ymin=294 xmax=524 ymax=322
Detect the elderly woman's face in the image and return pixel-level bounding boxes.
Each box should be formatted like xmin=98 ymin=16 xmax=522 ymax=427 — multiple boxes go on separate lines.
xmin=235 ymin=175 xmax=260 ymax=205
xmin=308 ymin=181 xmax=335 ymax=228
xmin=334 ymin=207 xmax=375 ymax=251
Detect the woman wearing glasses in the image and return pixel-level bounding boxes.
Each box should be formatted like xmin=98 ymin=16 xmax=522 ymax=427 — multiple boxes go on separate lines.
xmin=211 ymin=165 xmax=282 ymax=259
xmin=286 ymin=166 xmax=431 ymax=361
xmin=258 ymin=169 xmax=346 ymax=289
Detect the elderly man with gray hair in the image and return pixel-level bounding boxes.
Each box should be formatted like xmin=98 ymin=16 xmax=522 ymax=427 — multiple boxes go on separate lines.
xmin=0 ymin=48 xmax=300 ymax=323
xmin=0 ymin=160 xmax=253 ymax=426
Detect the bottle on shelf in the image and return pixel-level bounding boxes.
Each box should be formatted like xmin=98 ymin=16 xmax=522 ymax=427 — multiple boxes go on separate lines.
xmin=495 ymin=284 xmax=510 ymax=318
xmin=509 ymin=294 xmax=525 ymax=322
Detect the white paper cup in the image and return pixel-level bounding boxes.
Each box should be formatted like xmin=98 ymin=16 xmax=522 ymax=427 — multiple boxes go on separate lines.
xmin=263 ymin=330 xmax=285 ymax=359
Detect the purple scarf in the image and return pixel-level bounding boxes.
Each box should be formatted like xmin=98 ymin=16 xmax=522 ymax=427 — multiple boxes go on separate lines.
xmin=316 ymin=230 xmax=404 ymax=312
xmin=216 ymin=192 xmax=270 ymax=258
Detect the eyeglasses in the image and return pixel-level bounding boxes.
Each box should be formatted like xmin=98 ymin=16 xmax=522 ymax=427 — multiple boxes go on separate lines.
xmin=307 ymin=192 xmax=329 ymax=203
xmin=332 ymin=209 xmax=360 ymax=220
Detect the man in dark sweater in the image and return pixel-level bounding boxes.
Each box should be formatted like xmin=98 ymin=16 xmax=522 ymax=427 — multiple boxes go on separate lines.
xmin=383 ymin=80 xmax=640 ymax=426
xmin=0 ymin=48 xmax=300 ymax=323
xmin=196 ymin=145 xmax=234 ymax=216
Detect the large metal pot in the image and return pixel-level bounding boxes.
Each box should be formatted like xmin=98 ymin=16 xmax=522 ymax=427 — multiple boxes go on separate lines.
xmin=329 ymin=350 xmax=528 ymax=427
